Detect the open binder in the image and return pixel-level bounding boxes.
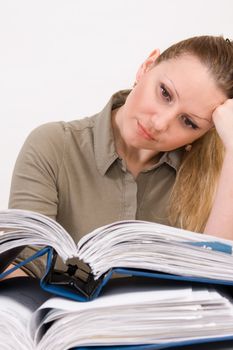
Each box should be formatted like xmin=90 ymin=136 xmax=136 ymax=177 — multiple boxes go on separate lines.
xmin=1 ymin=276 xmax=233 ymax=350
xmin=1 ymin=245 xmax=233 ymax=302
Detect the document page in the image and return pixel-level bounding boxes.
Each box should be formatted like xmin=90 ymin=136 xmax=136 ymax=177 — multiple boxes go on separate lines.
xmin=31 ymin=278 xmax=233 ymax=350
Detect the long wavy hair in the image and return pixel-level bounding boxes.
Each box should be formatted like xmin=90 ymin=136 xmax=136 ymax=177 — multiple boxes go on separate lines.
xmin=155 ymin=36 xmax=233 ymax=232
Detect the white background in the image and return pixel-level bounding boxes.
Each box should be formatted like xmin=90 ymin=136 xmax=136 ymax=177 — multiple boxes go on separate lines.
xmin=0 ymin=0 xmax=233 ymax=209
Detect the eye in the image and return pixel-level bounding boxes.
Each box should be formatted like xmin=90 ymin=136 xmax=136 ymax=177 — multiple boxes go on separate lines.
xmin=181 ymin=115 xmax=199 ymax=130
xmin=160 ymin=84 xmax=171 ymax=102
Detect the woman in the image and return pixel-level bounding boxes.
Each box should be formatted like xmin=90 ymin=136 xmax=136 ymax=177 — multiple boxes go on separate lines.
xmin=8 ymin=35 xmax=233 ymax=278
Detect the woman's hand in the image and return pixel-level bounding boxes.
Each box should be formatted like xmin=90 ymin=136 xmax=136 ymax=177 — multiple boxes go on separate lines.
xmin=212 ymin=99 xmax=233 ymax=151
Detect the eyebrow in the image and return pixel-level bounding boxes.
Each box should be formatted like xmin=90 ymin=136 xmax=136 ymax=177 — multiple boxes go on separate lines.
xmin=189 ymin=113 xmax=213 ymax=124
xmin=164 ymin=75 xmax=213 ymax=125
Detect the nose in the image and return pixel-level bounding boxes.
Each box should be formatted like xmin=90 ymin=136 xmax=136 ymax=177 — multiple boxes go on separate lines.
xmin=151 ymin=113 xmax=172 ymax=132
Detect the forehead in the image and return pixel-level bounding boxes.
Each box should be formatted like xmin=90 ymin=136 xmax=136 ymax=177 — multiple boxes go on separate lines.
xmin=153 ymin=55 xmax=226 ymax=105
xmin=154 ymin=54 xmax=210 ymax=80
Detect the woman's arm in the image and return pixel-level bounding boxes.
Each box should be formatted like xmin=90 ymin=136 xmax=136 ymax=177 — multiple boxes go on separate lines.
xmin=204 ymin=99 xmax=233 ymax=239
xmin=2 ymin=264 xmax=28 ymax=280
xmin=7 ymin=122 xmax=66 ymax=277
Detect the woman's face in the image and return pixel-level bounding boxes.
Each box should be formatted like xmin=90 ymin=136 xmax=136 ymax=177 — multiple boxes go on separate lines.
xmin=117 ymin=54 xmax=226 ymax=152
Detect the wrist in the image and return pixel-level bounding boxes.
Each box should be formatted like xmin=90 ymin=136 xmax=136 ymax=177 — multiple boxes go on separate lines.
xmin=219 ymin=135 xmax=233 ymax=154
xmin=221 ymin=150 xmax=233 ymax=172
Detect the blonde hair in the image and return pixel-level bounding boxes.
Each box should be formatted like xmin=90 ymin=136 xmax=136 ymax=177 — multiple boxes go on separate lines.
xmin=156 ymin=36 xmax=233 ymax=232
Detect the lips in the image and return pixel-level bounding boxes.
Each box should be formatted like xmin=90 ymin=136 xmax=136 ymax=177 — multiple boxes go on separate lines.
xmin=137 ymin=121 xmax=155 ymax=140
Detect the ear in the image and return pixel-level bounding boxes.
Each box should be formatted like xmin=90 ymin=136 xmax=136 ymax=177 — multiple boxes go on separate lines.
xmin=136 ymin=49 xmax=160 ymax=83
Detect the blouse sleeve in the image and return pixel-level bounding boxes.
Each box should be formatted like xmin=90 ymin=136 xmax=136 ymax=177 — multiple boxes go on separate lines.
xmin=8 ymin=121 xmax=67 ymax=278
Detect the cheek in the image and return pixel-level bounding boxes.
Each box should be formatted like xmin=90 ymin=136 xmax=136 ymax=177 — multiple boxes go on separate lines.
xmin=124 ymin=90 xmax=140 ymax=114
xmin=129 ymin=84 xmax=156 ymax=112
xmin=191 ymin=128 xmax=211 ymax=142
xmin=177 ymin=130 xmax=208 ymax=146
xmin=166 ymin=128 xmax=199 ymax=148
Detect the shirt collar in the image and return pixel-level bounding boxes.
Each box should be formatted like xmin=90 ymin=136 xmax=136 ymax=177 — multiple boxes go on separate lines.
xmin=94 ymin=90 xmax=184 ymax=175
xmin=150 ymin=148 xmax=184 ymax=172
xmin=94 ymin=90 xmax=130 ymax=175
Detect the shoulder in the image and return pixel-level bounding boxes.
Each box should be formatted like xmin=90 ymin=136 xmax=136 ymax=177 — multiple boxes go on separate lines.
xmin=20 ymin=117 xmax=97 ymax=163
xmin=25 ymin=117 xmax=95 ymax=146
xmin=25 ymin=121 xmax=66 ymax=144
xmin=27 ymin=121 xmax=68 ymax=143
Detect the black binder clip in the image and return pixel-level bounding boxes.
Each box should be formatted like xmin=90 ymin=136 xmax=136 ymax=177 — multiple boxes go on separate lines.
xmin=44 ymin=251 xmax=104 ymax=299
